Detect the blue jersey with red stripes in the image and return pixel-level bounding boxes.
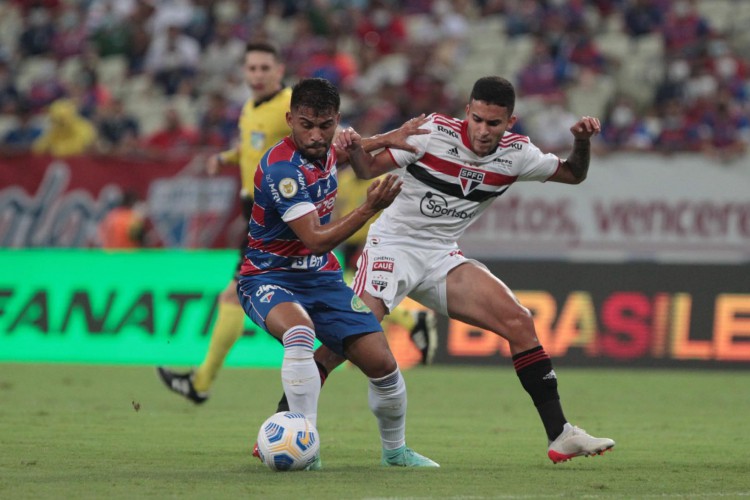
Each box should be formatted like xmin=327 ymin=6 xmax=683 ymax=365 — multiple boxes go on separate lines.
xmin=240 ymin=136 xmax=342 ymax=276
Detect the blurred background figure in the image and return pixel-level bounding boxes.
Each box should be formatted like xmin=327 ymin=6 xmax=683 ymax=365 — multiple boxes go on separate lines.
xmin=144 ymin=21 xmax=200 ymax=95
xmin=94 ymin=96 xmax=140 ymax=155
xmin=31 ymin=98 xmax=97 ymax=157
xmin=98 ymin=190 xmax=146 ymax=249
xmin=1 ymin=99 xmax=43 ymax=154
xmin=143 ymin=106 xmax=197 ymax=154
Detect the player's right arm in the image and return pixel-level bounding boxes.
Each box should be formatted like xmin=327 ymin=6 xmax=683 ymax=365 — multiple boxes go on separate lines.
xmin=287 ymin=174 xmax=402 ymax=255
xmin=207 ymin=147 xmax=240 ymax=175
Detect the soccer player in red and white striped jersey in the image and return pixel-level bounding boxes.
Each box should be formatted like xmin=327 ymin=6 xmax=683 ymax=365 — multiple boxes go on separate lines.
xmin=333 ymin=76 xmax=615 ymax=464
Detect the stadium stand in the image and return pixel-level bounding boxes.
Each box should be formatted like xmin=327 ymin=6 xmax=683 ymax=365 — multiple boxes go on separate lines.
xmin=0 ymin=0 xmax=746 ymax=163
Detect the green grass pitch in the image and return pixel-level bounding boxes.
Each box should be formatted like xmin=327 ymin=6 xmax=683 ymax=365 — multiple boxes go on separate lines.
xmin=1 ymin=363 xmax=749 ymax=499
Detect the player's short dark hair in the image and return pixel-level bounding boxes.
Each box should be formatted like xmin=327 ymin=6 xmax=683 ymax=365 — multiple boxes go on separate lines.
xmin=290 ymin=78 xmax=340 ymax=115
xmin=245 ymin=41 xmax=280 ymax=60
xmin=470 ymin=76 xmax=516 ymax=114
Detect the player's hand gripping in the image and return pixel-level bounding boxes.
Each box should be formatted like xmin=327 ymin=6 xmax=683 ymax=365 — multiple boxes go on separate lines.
xmin=386 ymin=114 xmax=430 ymax=153
xmin=570 ymin=116 xmax=601 ymax=140
xmin=362 ymin=173 xmax=402 ymax=214
xmin=334 ymin=126 xmax=363 ymax=152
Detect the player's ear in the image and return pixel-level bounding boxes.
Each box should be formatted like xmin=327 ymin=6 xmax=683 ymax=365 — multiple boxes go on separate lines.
xmin=507 ymin=114 xmax=518 ymax=130
xmin=286 ymin=111 xmax=293 ymax=127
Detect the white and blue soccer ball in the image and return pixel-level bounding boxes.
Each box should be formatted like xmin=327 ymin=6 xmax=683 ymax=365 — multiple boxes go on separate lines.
xmin=256 ymin=411 xmax=320 ymax=471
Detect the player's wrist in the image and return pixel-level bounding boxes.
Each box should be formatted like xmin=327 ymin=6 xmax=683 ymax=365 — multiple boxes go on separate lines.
xmin=356 ymin=204 xmax=378 ymax=220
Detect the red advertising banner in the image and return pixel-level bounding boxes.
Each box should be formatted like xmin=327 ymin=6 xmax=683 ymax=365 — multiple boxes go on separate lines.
xmin=0 ymin=154 xmax=243 ymax=248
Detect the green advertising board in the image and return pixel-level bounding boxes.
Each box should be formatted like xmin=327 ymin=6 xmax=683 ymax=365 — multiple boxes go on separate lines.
xmin=0 ymin=249 xmax=287 ymax=365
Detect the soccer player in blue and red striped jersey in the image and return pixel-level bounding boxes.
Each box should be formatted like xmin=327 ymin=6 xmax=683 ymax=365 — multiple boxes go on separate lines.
xmin=237 ymin=78 xmax=438 ymax=469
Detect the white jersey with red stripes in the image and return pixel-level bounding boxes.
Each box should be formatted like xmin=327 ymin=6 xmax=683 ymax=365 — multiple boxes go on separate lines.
xmin=369 ymin=113 xmax=561 ymax=243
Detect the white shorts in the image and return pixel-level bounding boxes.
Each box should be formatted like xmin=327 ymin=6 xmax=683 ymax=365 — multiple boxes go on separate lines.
xmin=351 ymin=236 xmax=484 ymax=315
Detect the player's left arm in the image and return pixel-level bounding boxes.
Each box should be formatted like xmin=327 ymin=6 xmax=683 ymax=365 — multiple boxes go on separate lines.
xmin=335 ymin=127 xmax=401 ymax=180
xmin=548 ymin=116 xmax=600 ymax=185
xmin=335 ymin=115 xmax=429 ymax=166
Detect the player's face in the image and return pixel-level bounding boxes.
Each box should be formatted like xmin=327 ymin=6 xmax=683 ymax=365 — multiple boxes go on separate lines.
xmin=465 ymin=99 xmax=517 ymax=157
xmin=286 ymin=106 xmax=340 ymax=161
xmin=244 ymin=51 xmax=285 ymax=100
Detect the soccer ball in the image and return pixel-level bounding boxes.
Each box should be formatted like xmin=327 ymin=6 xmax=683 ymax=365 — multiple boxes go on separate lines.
xmin=256 ymin=411 xmax=320 ymax=471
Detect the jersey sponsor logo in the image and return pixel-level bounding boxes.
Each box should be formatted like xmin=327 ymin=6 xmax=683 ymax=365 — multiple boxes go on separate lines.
xmin=351 ymin=295 xmax=371 ymax=313
xmin=372 ymin=260 xmax=394 ymax=272
xmin=446 ymin=146 xmax=460 ymax=158
xmin=266 ymin=174 xmax=281 ymax=202
xmin=260 ymin=291 xmax=275 ymax=303
xmin=291 ymin=254 xmax=325 ymax=269
xmin=437 ymin=125 xmax=459 ymax=138
xmin=420 ymin=192 xmax=477 ymax=219
xmin=510 ymin=142 xmax=523 ymax=150
xmin=279 ymin=177 xmax=298 ymax=198
xmin=371 ymin=279 xmax=388 ymax=292
xmin=314 ymin=192 xmax=336 ymax=215
xmin=255 ymin=284 xmax=290 ymax=297
xmin=493 ymin=158 xmax=514 ymax=174
xmin=459 ymin=168 xmax=485 ymax=196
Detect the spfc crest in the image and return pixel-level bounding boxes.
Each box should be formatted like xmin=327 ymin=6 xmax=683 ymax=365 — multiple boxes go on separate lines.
xmin=372 ymin=279 xmax=388 ymax=292
xmin=459 ymin=168 xmax=484 ymax=196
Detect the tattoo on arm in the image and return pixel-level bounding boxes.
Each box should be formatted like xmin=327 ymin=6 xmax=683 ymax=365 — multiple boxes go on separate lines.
xmin=565 ymin=139 xmax=591 ymax=181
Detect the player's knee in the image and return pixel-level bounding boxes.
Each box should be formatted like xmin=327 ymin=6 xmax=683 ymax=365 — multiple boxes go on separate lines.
xmin=362 ymin=357 xmax=398 ymax=379
xmin=497 ymin=305 xmax=537 ymax=343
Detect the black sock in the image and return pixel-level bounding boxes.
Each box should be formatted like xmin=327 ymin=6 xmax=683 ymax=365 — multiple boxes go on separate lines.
xmin=512 ymin=346 xmax=567 ymax=441
xmin=275 ymin=360 xmax=329 ymax=413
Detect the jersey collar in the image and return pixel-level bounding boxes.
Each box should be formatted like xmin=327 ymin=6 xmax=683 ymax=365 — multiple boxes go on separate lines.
xmin=254 ymin=85 xmax=285 ymax=107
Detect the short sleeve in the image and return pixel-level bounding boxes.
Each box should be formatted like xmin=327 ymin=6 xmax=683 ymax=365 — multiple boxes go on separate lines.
xmin=516 ymin=141 xmax=561 ymax=182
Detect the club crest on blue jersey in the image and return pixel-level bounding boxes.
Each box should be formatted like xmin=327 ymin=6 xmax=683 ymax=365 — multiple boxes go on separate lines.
xmin=279 ymin=177 xmax=298 ymax=198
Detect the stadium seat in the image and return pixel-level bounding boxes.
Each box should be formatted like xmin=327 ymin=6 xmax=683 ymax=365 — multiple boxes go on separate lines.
xmin=15 ymin=57 xmax=57 ymax=93
xmin=0 ymin=4 xmax=22 ymax=55
xmin=566 ymin=74 xmax=616 ymax=119
xmin=0 ymin=114 xmax=19 ymax=140
xmin=59 ymin=57 xmax=83 ymax=87
xmin=696 ymin=0 xmax=733 ymax=32
xmin=125 ymin=94 xmax=169 ymax=137
xmin=495 ymin=34 xmax=534 ymax=82
xmin=596 ymin=32 xmax=631 ymax=63
xmin=632 ymin=33 xmax=664 ymax=60
xmin=171 ymin=94 xmax=198 ymax=129
xmin=96 ymin=56 xmax=128 ymax=90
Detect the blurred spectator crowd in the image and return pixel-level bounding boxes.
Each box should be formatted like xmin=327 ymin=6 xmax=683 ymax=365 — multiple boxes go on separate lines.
xmin=0 ymin=0 xmax=748 ymax=164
